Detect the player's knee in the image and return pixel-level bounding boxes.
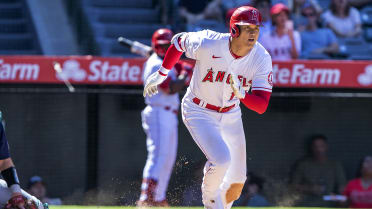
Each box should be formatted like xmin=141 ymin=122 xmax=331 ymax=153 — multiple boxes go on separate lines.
xmin=225 ymin=183 xmax=244 ymax=204
xmin=214 ymin=154 xmax=231 ymax=169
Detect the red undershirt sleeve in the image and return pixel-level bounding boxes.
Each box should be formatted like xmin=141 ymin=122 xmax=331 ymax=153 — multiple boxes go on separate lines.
xmin=161 ymin=44 xmax=183 ymax=70
xmin=240 ymin=90 xmax=271 ymax=114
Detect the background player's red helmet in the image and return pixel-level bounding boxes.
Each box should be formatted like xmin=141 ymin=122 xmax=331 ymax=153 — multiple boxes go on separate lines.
xmin=151 ymin=28 xmax=174 ymax=57
xmin=230 ymin=6 xmax=262 ymax=38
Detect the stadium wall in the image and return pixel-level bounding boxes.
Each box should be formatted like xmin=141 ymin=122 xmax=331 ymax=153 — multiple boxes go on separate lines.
xmin=0 ymin=93 xmax=371 ymax=203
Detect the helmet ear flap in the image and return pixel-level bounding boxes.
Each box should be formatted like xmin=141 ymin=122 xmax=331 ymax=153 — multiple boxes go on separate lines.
xmin=231 ymin=24 xmax=240 ymax=38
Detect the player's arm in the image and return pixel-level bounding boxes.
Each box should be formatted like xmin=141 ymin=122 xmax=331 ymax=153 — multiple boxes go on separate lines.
xmin=0 ymin=158 xmax=22 ymax=196
xmin=230 ymin=56 xmax=273 ymax=114
xmin=240 ymin=90 xmax=271 ymax=114
xmin=143 ymin=33 xmax=186 ymax=97
xmin=159 ymin=76 xmax=188 ymax=94
xmin=230 ymin=75 xmax=271 ymax=114
xmin=0 ymin=123 xmax=25 ymax=209
xmin=158 ymin=34 xmax=186 ymax=75
xmin=159 ymin=62 xmax=191 ymax=94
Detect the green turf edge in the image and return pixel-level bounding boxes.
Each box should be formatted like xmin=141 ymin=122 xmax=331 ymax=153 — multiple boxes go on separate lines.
xmin=50 ymin=206 xmax=337 ymax=209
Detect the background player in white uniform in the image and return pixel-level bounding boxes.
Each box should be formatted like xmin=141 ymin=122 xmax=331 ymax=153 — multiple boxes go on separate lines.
xmin=137 ymin=29 xmax=191 ymax=207
xmin=143 ymin=6 xmax=273 ymax=209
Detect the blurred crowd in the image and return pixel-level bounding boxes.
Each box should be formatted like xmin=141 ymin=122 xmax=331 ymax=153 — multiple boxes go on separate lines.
xmin=160 ymin=0 xmax=372 ymax=60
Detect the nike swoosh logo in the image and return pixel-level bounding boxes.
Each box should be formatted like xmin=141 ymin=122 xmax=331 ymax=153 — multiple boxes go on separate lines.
xmin=212 ymin=55 xmax=221 ymax=59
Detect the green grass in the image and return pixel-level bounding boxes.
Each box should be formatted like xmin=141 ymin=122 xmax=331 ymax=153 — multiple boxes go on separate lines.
xmin=51 ymin=206 xmax=336 ymax=209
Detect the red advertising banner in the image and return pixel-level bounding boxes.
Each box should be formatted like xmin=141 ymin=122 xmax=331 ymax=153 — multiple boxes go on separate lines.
xmin=0 ymin=56 xmax=145 ymax=85
xmin=273 ymin=60 xmax=372 ymax=88
xmin=0 ymin=56 xmax=371 ymax=88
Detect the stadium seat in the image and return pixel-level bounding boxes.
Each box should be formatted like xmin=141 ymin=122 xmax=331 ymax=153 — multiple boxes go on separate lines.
xmin=305 ymin=53 xmax=331 ymax=60
xmin=337 ymin=36 xmax=372 ymax=59
xmin=81 ymin=0 xmax=166 ymax=56
xmin=91 ymin=0 xmax=152 ymax=8
xmin=91 ymin=8 xmax=158 ymax=24
xmin=0 ymin=0 xmax=40 ymax=54
xmin=364 ymin=27 xmax=372 ymax=41
xmin=0 ymin=33 xmax=33 ymax=50
xmin=361 ymin=6 xmax=372 ymax=26
xmin=0 ymin=2 xmax=23 ymax=19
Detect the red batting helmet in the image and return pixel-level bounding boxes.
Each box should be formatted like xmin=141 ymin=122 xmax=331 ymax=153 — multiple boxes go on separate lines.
xmin=151 ymin=28 xmax=173 ymax=57
xmin=230 ymin=6 xmax=262 ymax=38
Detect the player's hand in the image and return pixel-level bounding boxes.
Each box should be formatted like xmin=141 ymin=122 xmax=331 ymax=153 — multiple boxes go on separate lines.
xmin=143 ymin=70 xmax=168 ymax=97
xmin=4 ymin=194 xmax=39 ymax=209
xmin=5 ymin=193 xmax=26 ymax=209
xmin=229 ymin=72 xmax=246 ymax=99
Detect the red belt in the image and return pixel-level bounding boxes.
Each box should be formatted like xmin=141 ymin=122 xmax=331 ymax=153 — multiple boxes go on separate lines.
xmin=192 ymin=97 xmax=235 ymax=113
xmin=164 ymin=106 xmax=178 ymax=114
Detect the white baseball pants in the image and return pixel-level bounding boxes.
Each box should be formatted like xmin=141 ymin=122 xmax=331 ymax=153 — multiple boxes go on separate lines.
xmin=140 ymin=105 xmax=178 ymax=201
xmin=182 ymin=97 xmax=247 ymax=209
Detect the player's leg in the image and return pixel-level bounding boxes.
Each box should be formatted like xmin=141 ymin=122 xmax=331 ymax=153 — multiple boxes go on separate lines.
xmin=153 ymin=111 xmax=178 ymax=205
xmin=139 ymin=105 xmax=159 ymax=204
xmin=220 ymin=108 xmax=247 ymax=209
xmin=182 ymin=101 xmax=230 ymax=209
xmin=139 ymin=106 xmax=177 ymax=205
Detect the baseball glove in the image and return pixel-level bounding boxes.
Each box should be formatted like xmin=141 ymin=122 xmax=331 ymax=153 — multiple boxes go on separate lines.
xmin=3 ymin=194 xmax=38 ymax=209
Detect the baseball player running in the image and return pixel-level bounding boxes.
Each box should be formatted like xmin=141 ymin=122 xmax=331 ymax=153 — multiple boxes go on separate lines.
xmin=137 ymin=29 xmax=191 ymax=207
xmin=143 ymin=6 xmax=273 ymax=209
xmin=0 ymin=115 xmax=48 ymax=209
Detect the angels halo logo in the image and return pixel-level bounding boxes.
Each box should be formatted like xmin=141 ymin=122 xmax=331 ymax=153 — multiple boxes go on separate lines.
xmin=251 ymin=10 xmax=258 ymax=21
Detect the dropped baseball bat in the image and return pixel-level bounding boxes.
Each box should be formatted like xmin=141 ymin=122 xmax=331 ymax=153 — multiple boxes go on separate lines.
xmin=53 ymin=62 xmax=75 ymax=93
xmin=117 ymin=36 xmax=152 ymax=58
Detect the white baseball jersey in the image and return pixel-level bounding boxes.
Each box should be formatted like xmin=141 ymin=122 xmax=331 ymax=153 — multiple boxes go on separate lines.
xmin=259 ymin=30 xmax=301 ymax=61
xmin=177 ymin=30 xmax=273 ymax=108
xmin=143 ymin=53 xmax=179 ymax=110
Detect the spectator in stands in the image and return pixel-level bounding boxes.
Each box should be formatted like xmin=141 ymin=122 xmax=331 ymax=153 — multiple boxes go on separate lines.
xmin=178 ymin=0 xmax=225 ymax=32
xmin=28 ymin=176 xmax=62 ymax=205
xmin=291 ymin=0 xmax=322 ymax=31
xmin=234 ymin=172 xmax=270 ymax=207
xmin=322 ymin=0 xmax=362 ymax=38
xmin=291 ymin=134 xmax=346 ymax=207
xmin=300 ymin=4 xmax=339 ymax=58
xmin=342 ymin=155 xmax=372 ymax=208
xmin=260 ymin=3 xmax=301 ymax=60
xmin=252 ymin=0 xmax=274 ymax=40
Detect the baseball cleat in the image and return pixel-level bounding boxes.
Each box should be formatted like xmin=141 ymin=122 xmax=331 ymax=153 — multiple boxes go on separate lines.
xmin=43 ymin=203 xmax=49 ymax=209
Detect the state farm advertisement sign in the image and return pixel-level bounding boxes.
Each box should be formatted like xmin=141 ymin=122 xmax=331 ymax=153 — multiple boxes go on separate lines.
xmin=273 ymin=60 xmax=372 ymax=88
xmin=0 ymin=56 xmax=371 ymax=89
xmin=0 ymin=56 xmax=144 ymax=85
